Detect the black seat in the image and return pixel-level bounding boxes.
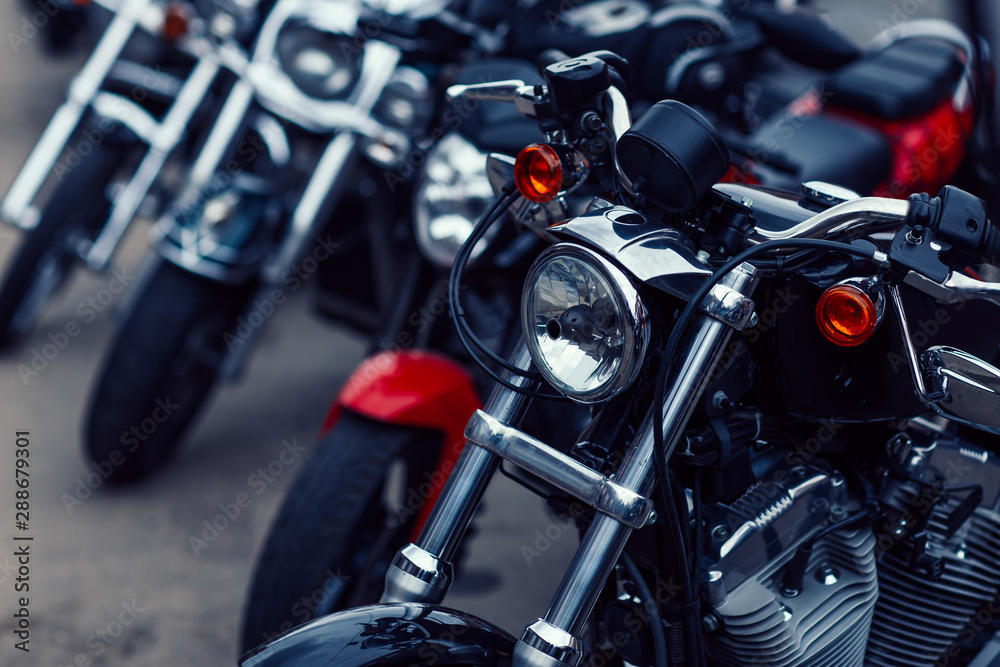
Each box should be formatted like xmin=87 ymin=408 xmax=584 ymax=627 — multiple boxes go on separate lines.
xmin=824 ymin=38 xmax=964 ymax=120
xmin=745 ymin=114 xmax=893 ymax=195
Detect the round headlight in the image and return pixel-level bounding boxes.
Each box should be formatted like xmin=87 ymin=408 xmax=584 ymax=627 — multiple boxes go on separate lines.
xmin=276 ymin=23 xmax=357 ymax=100
xmin=522 ymin=244 xmax=649 ymax=403
xmin=197 ymin=0 xmax=259 ymax=39
xmin=413 ymin=133 xmax=496 ymax=268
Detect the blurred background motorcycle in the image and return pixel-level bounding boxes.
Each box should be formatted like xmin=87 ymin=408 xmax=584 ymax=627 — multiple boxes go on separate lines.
xmin=0 ymin=0 xmax=270 ymax=346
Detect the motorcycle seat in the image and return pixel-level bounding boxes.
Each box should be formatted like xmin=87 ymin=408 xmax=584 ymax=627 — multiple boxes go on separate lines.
xmin=744 ymin=113 xmax=893 ymax=195
xmin=824 ymin=38 xmax=964 ymax=121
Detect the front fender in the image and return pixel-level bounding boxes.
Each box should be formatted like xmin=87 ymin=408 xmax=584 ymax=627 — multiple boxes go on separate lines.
xmin=240 ymin=603 xmax=514 ymax=667
xmin=324 ymin=351 xmax=483 ymax=537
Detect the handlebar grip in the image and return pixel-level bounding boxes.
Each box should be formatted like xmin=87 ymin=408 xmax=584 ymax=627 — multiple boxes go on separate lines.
xmin=983 ymin=220 xmax=1000 ymax=266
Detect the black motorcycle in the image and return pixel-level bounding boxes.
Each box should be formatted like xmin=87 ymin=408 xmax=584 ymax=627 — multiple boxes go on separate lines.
xmin=241 ymin=50 xmax=1000 ymax=667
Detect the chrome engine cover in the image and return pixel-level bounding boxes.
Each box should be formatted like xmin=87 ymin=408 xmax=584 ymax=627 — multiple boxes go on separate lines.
xmin=701 ymin=463 xmax=878 ymax=667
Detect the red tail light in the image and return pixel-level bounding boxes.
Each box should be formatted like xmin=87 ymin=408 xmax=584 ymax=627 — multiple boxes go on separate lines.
xmin=816 ymin=284 xmax=881 ymax=347
xmin=514 ymin=144 xmax=563 ymax=203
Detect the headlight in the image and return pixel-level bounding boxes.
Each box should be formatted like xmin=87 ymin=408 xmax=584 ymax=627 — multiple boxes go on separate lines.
xmin=196 ymin=0 xmax=260 ymax=39
xmin=522 ymin=244 xmax=649 ymax=403
xmin=276 ymin=22 xmax=358 ymax=100
xmin=413 ymin=133 xmax=496 ymax=268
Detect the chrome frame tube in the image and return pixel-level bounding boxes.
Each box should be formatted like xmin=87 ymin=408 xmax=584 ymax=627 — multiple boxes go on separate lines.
xmin=86 ymin=55 xmax=222 ymax=270
xmin=1 ymin=0 xmax=151 ymax=228
xmin=381 ymin=341 xmax=535 ymax=604
xmin=515 ymin=265 xmax=758 ymax=666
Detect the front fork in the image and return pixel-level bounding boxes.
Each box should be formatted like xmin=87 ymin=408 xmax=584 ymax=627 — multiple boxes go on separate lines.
xmin=0 ymin=0 xmax=150 ymax=228
xmin=382 ymin=264 xmax=759 ymax=667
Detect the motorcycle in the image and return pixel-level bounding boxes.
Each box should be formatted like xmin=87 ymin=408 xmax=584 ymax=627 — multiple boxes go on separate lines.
xmin=241 ymin=48 xmax=1000 ymax=667
xmin=238 ymin=6 xmax=997 ymax=656
xmin=86 ymin=0 xmax=743 ymax=483
xmin=0 ymin=0 xmax=267 ymax=347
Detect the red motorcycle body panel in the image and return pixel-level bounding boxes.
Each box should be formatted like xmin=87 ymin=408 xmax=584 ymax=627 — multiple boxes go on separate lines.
xmin=322 ymin=350 xmax=482 ymax=537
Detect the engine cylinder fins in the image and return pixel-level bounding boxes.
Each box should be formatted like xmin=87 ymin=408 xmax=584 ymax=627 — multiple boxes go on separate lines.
xmin=864 ymin=503 xmax=1000 ymax=667
xmin=704 ymin=527 xmax=878 ymax=667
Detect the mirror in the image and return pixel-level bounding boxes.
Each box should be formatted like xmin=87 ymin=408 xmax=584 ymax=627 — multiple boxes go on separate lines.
xmin=922 ymin=346 xmax=1000 ymax=434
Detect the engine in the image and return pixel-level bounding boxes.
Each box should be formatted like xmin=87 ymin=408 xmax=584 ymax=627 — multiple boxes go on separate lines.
xmin=699 ymin=426 xmax=1000 ymax=667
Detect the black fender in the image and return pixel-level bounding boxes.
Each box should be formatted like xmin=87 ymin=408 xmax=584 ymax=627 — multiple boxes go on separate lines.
xmin=240 ymin=603 xmax=515 ymax=667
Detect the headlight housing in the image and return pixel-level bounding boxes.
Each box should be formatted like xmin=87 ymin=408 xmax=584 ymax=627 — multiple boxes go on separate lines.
xmin=413 ymin=133 xmax=496 ymax=268
xmin=522 ymin=244 xmax=649 ymax=403
xmin=276 ymin=20 xmax=358 ymax=100
xmin=196 ymin=0 xmax=260 ymax=39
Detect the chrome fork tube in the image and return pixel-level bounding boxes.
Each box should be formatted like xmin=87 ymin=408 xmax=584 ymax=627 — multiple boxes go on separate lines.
xmin=516 ymin=264 xmax=758 ymax=667
xmin=186 ymin=79 xmax=256 ymax=190
xmin=86 ymin=56 xmax=221 ymax=270
xmin=1 ymin=0 xmax=150 ymax=228
xmin=381 ymin=341 xmax=535 ymax=605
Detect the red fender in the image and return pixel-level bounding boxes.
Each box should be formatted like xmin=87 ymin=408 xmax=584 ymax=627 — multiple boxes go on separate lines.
xmin=321 ymin=350 xmax=482 ymax=537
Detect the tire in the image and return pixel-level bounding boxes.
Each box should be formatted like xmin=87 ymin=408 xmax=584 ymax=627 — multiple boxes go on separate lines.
xmin=0 ymin=142 xmax=120 ymax=347
xmin=85 ymin=260 xmax=256 ymax=482
xmin=241 ymin=412 xmax=443 ymax=653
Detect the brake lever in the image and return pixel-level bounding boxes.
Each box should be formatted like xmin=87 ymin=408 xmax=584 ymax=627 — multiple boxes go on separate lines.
xmin=903 ymin=270 xmax=1000 ymax=306
xmin=445 ymin=80 xmax=546 ymax=119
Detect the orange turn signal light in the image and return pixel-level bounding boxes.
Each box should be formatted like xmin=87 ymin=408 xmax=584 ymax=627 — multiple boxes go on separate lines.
xmin=514 ymin=144 xmax=563 ymax=203
xmin=815 ymin=283 xmax=879 ymax=347
xmin=162 ymin=2 xmax=191 ymax=41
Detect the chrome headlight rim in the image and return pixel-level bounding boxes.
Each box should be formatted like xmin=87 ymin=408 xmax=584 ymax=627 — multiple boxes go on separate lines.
xmin=522 ymin=243 xmax=649 ymax=404
xmin=413 ymin=133 xmax=496 ymax=268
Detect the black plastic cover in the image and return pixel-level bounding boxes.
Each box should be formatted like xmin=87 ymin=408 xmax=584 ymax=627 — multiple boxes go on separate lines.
xmin=544 ymin=55 xmax=612 ymax=116
xmin=825 ymin=38 xmax=964 ymax=120
xmin=616 ymin=100 xmax=729 ymax=214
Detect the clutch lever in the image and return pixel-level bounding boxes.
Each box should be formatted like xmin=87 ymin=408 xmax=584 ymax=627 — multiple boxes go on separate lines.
xmin=445 ymin=80 xmax=545 ymax=118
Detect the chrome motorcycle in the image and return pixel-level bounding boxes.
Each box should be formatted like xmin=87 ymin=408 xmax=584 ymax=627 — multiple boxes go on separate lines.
xmin=241 ymin=51 xmax=1000 ymax=667
xmin=0 ymin=0 xmax=265 ymax=347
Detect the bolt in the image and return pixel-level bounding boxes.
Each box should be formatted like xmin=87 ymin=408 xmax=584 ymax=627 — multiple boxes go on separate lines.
xmin=815 ymin=562 xmax=840 ymax=586
xmin=712 ymin=525 xmax=730 ymax=540
xmin=702 ymin=614 xmax=721 ymax=633
xmin=580 ymin=112 xmax=603 ymax=132
xmin=905 ymin=225 xmax=925 ymax=245
xmin=712 ymin=391 xmax=733 ymax=410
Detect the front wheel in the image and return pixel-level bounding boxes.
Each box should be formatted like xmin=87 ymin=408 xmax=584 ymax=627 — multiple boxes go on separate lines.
xmin=0 ymin=141 xmax=120 ymax=347
xmin=85 ymin=260 xmax=256 ymax=482
xmin=241 ymin=412 xmax=443 ymax=653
